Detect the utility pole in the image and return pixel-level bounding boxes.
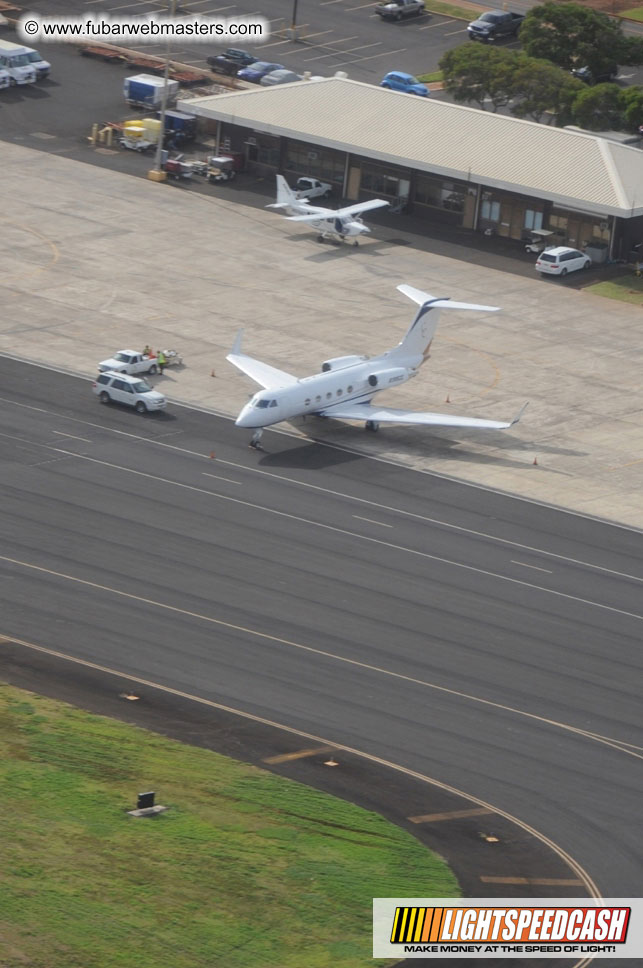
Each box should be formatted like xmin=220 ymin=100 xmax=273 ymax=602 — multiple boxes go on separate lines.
xmin=150 ymin=0 xmax=177 ymax=180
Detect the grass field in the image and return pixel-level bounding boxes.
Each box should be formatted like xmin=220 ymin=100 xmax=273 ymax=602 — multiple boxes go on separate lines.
xmin=586 ymin=274 xmax=643 ymax=306
xmin=417 ymin=70 xmax=444 ymax=84
xmin=0 ymin=684 xmax=459 ymax=968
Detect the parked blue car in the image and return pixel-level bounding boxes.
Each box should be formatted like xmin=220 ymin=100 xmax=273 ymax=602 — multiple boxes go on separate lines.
xmin=237 ymin=61 xmax=285 ymax=83
xmin=380 ymin=71 xmax=430 ymax=97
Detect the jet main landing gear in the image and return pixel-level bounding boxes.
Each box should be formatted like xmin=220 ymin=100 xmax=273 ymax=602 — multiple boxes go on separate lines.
xmin=365 ymin=420 xmax=379 ymax=432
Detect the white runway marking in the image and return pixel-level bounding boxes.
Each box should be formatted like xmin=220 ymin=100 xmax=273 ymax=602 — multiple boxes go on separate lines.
xmin=9 ymin=441 xmax=642 ymax=623
xmin=353 ymin=515 xmax=392 ymax=527
xmin=0 ymin=392 xmax=640 ymax=584
xmin=202 ymin=472 xmax=242 ymax=484
xmin=52 ymin=431 xmax=92 ymax=443
xmin=511 ymin=560 xmax=553 ymax=574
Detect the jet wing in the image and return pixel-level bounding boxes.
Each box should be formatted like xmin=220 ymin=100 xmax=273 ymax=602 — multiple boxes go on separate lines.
xmin=227 ymin=330 xmax=298 ymax=389
xmin=318 ymin=401 xmax=528 ymax=429
xmin=286 ymin=198 xmax=389 ymax=223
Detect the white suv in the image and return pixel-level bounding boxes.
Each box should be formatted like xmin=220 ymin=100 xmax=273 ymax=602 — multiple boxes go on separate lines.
xmin=93 ymin=371 xmax=166 ymax=413
xmin=536 ymin=247 xmax=592 ymax=277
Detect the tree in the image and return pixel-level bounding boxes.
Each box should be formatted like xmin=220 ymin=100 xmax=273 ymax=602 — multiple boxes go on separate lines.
xmin=571 ymin=84 xmax=623 ymax=130
xmin=440 ymin=45 xmax=583 ymax=125
xmin=510 ymin=56 xmax=583 ymax=124
xmin=619 ymin=85 xmax=643 ymax=131
xmin=520 ymin=2 xmax=641 ymax=75
xmin=439 ymin=46 xmax=520 ymax=112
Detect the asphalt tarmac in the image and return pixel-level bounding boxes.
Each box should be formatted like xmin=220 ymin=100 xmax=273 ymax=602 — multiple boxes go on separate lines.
xmin=1 ymin=357 xmax=641 ymax=960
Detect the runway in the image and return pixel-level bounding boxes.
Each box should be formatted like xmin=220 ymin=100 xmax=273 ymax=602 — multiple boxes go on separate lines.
xmin=1 ymin=357 xmax=641 ymax=907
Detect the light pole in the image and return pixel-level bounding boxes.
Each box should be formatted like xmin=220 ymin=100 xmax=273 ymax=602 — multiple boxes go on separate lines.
xmin=290 ymin=0 xmax=299 ymax=39
xmin=150 ymin=0 xmax=177 ymax=180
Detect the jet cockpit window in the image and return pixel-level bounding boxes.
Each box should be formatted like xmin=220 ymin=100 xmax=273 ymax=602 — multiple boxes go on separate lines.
xmin=254 ymin=398 xmax=271 ymax=409
xmin=270 ymin=400 xmax=278 ymax=408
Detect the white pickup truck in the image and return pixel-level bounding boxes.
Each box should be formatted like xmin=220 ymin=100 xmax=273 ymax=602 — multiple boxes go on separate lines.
xmin=294 ymin=177 xmax=332 ymax=200
xmin=98 ymin=350 xmax=160 ymax=375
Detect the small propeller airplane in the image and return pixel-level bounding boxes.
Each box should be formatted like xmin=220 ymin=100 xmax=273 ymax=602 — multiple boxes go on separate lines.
xmin=267 ymin=174 xmax=389 ymax=245
xmin=228 ymin=284 xmax=527 ymax=448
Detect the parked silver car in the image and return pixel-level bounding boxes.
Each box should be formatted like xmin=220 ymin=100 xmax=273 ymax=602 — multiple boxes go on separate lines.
xmin=260 ymin=69 xmax=302 ymax=86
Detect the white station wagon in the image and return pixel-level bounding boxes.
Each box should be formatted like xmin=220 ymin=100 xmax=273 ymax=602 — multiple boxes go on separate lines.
xmin=93 ymin=371 xmax=166 ymax=413
xmin=535 ymin=246 xmax=592 ymax=277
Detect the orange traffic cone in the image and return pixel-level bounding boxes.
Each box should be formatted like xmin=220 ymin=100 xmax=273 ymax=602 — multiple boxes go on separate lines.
xmin=445 ymin=394 xmax=451 ymax=404
xmin=533 ymin=457 xmax=538 ymax=466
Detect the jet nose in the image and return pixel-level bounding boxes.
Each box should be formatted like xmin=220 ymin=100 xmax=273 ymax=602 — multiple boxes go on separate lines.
xmin=235 ymin=404 xmax=255 ymax=427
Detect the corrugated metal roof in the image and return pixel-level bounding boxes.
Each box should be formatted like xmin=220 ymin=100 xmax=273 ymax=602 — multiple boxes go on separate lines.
xmin=180 ymin=77 xmax=643 ymax=217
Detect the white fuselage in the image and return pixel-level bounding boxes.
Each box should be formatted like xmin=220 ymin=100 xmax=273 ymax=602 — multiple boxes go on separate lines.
xmin=235 ymin=356 xmax=417 ymax=428
xmin=285 ymin=199 xmax=370 ymax=239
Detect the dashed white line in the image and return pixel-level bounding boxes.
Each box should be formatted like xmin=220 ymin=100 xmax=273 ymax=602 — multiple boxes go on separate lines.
xmin=52 ymin=431 xmax=92 ymax=442
xmin=512 ymin=561 xmax=553 ymax=574
xmin=203 ymin=472 xmax=242 ymax=485
xmin=353 ymin=515 xmax=392 ymax=527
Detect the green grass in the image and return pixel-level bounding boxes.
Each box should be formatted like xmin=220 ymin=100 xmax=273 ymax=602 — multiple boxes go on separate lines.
xmin=424 ymin=0 xmax=474 ymax=19
xmin=417 ymin=70 xmax=444 ymax=84
xmin=586 ymin=273 xmax=643 ymax=305
xmin=0 ymin=684 xmax=459 ymax=968
xmin=619 ymin=5 xmax=643 ymax=18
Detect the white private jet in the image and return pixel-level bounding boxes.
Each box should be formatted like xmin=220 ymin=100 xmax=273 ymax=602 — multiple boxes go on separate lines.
xmin=267 ymin=174 xmax=389 ymax=245
xmin=228 ymin=285 xmax=527 ymax=448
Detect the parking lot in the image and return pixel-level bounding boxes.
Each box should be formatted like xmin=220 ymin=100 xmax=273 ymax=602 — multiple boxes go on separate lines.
xmin=18 ymin=0 xmax=476 ymax=82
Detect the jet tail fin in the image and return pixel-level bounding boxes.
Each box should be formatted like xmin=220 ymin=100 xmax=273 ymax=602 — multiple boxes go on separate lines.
xmin=389 ymin=285 xmax=499 ymax=366
xmin=230 ymin=329 xmax=243 ymax=356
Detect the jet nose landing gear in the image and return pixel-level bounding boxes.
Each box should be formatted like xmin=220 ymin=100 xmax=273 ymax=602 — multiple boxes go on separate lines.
xmin=249 ymin=428 xmax=265 ymax=450
xmin=365 ymin=420 xmax=379 ymax=432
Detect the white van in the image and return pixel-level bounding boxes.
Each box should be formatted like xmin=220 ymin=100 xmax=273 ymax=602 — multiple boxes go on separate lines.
xmin=22 ymin=45 xmax=51 ymax=80
xmin=0 ymin=38 xmax=37 ymax=84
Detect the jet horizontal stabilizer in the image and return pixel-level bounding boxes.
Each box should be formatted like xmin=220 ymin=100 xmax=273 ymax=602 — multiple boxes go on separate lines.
xmin=397 ymin=284 xmax=499 ymax=313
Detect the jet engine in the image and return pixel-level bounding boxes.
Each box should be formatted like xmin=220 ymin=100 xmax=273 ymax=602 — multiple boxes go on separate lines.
xmin=367 ymin=367 xmax=408 ymax=387
xmin=321 ymin=355 xmax=368 ymax=372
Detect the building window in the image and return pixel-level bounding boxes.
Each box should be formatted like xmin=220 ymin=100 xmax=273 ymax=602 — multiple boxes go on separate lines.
xmin=524 ymin=209 xmax=543 ymax=230
xmin=550 ymin=214 xmax=568 ymax=232
xmin=285 ymin=142 xmax=344 ymax=183
xmin=481 ymin=200 xmax=500 ymax=222
xmin=257 ymin=145 xmax=279 ymax=167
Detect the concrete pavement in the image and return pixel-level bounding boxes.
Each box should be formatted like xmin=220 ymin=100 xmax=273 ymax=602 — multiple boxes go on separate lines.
xmin=1 ymin=140 xmax=642 ymax=528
